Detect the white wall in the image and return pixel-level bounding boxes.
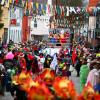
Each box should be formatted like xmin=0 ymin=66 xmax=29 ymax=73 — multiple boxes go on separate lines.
xmin=30 ymin=15 xmax=50 ymax=36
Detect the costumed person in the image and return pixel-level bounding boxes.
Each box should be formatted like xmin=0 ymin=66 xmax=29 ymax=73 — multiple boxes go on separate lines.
xmin=0 ymin=37 xmax=2 ymax=49
xmin=0 ymin=64 xmax=5 ymax=95
xmin=44 ymin=55 xmax=53 ymax=68
xmin=60 ymin=33 xmax=66 ymax=46
xmin=55 ymin=34 xmax=61 ymax=46
xmin=4 ymin=48 xmax=15 ymax=92
xmin=80 ymin=58 xmax=90 ymax=92
xmin=31 ymin=57 xmax=39 ymax=74
xmin=10 ymin=71 xmax=28 ymax=100
xmin=33 ymin=44 xmax=39 ymax=55
xmin=24 ymin=53 xmax=34 ymax=74
xmin=75 ymin=57 xmax=82 ymax=77
xmin=72 ymin=46 xmax=77 ymax=67
xmin=58 ymin=59 xmax=65 ymax=76
xmin=35 ymin=53 xmax=45 ymax=72
xmin=8 ymin=40 xmax=14 ymax=49
xmin=78 ymin=82 xmax=100 ymax=100
xmin=50 ymin=34 xmax=57 ymax=47
xmin=0 ymin=52 xmax=4 ymax=64
xmin=87 ymin=55 xmax=92 ymax=69
xmin=38 ymin=53 xmax=45 ymax=71
xmin=94 ymin=71 xmax=100 ymax=94
xmin=18 ymin=53 xmax=26 ymax=71
xmin=62 ymin=63 xmax=71 ymax=77
xmin=86 ymin=61 xmax=100 ymax=87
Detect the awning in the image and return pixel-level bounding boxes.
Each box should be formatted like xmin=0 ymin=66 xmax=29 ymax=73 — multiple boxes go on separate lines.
xmin=30 ymin=28 xmax=49 ymax=35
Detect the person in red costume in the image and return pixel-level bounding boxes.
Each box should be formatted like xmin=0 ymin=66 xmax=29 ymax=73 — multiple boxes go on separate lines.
xmin=18 ymin=53 xmax=26 ymax=70
xmin=72 ymin=46 xmax=77 ymax=66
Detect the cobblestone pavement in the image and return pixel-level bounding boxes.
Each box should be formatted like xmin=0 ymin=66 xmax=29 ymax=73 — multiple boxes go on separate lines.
xmin=70 ymin=76 xmax=80 ymax=93
xmin=0 ymin=76 xmax=80 ymax=100
xmin=0 ymin=92 xmax=13 ymax=100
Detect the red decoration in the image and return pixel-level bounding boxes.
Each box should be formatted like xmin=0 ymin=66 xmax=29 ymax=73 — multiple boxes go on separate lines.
xmin=72 ymin=49 xmax=77 ymax=65
xmin=22 ymin=16 xmax=28 ymax=42
xmin=88 ymin=0 xmax=99 ymax=7
xmin=16 ymin=0 xmax=18 ymax=4
xmin=10 ymin=19 xmax=16 ymax=25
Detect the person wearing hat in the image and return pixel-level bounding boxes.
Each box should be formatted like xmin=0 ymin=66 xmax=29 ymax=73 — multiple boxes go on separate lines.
xmin=37 ymin=53 xmax=45 ymax=71
xmin=18 ymin=53 xmax=26 ymax=70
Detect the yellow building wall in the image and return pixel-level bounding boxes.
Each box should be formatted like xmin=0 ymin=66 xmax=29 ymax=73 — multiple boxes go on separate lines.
xmin=0 ymin=7 xmax=9 ymax=39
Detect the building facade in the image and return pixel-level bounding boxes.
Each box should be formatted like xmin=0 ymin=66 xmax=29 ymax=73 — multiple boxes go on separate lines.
xmin=7 ymin=5 xmax=23 ymax=43
xmin=95 ymin=7 xmax=100 ymax=49
xmin=0 ymin=6 xmax=9 ymax=43
xmin=88 ymin=7 xmax=100 ymax=49
xmin=30 ymin=0 xmax=52 ymax=41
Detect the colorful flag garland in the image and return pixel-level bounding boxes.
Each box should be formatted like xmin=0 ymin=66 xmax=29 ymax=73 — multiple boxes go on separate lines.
xmin=1 ymin=0 xmax=100 ymax=16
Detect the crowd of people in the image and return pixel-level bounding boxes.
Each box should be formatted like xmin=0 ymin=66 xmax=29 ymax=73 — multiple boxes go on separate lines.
xmin=0 ymin=39 xmax=100 ymax=100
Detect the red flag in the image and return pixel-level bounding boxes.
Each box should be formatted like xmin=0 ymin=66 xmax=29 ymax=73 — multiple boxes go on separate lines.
xmin=22 ymin=16 xmax=28 ymax=42
xmin=16 ymin=0 xmax=18 ymax=4
xmin=72 ymin=49 xmax=77 ymax=65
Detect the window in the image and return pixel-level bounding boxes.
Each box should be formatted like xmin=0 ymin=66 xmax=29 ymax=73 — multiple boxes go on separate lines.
xmin=34 ymin=18 xmax=37 ymax=28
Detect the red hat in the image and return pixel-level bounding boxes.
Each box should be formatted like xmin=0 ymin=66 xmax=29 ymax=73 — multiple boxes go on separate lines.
xmin=24 ymin=47 xmax=30 ymax=52
xmin=28 ymin=54 xmax=34 ymax=60
xmin=19 ymin=53 xmax=24 ymax=58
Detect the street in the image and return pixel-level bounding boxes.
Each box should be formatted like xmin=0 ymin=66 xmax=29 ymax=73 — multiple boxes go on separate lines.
xmin=0 ymin=0 xmax=100 ymax=99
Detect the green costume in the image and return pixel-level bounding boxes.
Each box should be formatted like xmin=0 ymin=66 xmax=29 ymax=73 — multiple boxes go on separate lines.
xmin=80 ymin=64 xmax=89 ymax=92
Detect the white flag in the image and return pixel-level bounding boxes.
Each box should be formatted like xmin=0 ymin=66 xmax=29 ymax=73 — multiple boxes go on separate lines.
xmin=50 ymin=54 xmax=58 ymax=70
xmin=1 ymin=0 xmax=5 ymax=5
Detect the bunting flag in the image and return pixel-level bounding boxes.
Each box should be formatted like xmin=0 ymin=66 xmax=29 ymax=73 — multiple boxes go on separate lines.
xmin=26 ymin=9 xmax=29 ymax=16
xmin=33 ymin=2 xmax=36 ymax=14
xmin=16 ymin=0 xmax=18 ymax=4
xmin=38 ymin=3 xmax=42 ymax=15
xmin=48 ymin=4 xmax=51 ymax=14
xmin=26 ymin=0 xmax=28 ymax=9
xmin=12 ymin=0 xmax=15 ymax=4
xmin=1 ymin=0 xmax=5 ymax=5
xmin=43 ymin=4 xmax=46 ymax=15
xmin=56 ymin=5 xmax=61 ymax=15
xmin=36 ymin=2 xmax=38 ymax=9
xmin=88 ymin=0 xmax=99 ymax=7
xmin=28 ymin=1 xmax=32 ymax=10
xmin=61 ymin=6 xmax=64 ymax=17
xmin=22 ymin=0 xmax=25 ymax=7
xmin=18 ymin=0 xmax=22 ymax=4
xmin=2 ymin=0 xmax=100 ymax=16
xmin=30 ymin=7 xmax=33 ymax=16
xmin=9 ymin=0 xmax=12 ymax=4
